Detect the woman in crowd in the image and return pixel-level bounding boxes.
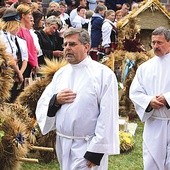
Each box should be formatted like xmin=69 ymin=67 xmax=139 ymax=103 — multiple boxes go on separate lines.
xmin=32 ymin=10 xmax=44 ymax=31
xmin=35 ymin=16 xmax=63 ymax=65
xmin=47 ymin=1 xmax=60 ymax=13
xmin=113 ymin=9 xmax=123 ymax=26
xmin=17 ymin=4 xmax=38 ymax=78
xmin=59 ymin=1 xmax=71 ymax=27
xmin=102 ymin=9 xmax=118 ymax=55
xmin=1 ymin=9 xmax=28 ymax=102
xmin=26 ymin=15 xmax=43 ymax=62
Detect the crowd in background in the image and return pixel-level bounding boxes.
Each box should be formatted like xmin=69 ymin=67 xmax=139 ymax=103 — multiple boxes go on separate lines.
xmin=0 ymin=0 xmax=143 ymax=102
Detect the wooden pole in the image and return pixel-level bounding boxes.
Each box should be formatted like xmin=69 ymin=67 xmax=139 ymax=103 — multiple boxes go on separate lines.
xmin=30 ymin=145 xmax=54 ymax=152
xmin=19 ymin=157 xmax=39 ymax=163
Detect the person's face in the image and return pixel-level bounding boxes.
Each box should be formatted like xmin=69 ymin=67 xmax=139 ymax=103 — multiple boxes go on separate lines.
xmin=30 ymin=17 xmax=34 ymax=28
xmin=20 ymin=0 xmax=32 ymax=6
xmin=22 ymin=12 xmax=32 ymax=24
xmin=46 ymin=24 xmax=59 ymax=35
xmin=107 ymin=12 xmax=115 ymax=22
xmin=59 ymin=5 xmax=66 ymax=14
xmin=100 ymin=9 xmax=106 ymax=17
xmin=80 ymin=0 xmax=87 ymax=7
xmin=25 ymin=16 xmax=33 ymax=29
xmin=63 ymin=34 xmax=90 ymax=64
xmin=49 ymin=4 xmax=59 ymax=11
xmin=121 ymin=4 xmax=129 ymax=15
xmin=151 ymin=34 xmax=170 ymax=57
xmin=38 ymin=17 xmax=45 ymax=28
xmin=78 ymin=8 xmax=86 ymax=18
xmin=37 ymin=1 xmax=42 ymax=8
xmin=116 ymin=13 xmax=123 ymax=21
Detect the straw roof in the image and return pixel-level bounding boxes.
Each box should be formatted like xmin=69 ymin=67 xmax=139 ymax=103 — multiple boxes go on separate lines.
xmin=117 ymin=0 xmax=170 ymax=29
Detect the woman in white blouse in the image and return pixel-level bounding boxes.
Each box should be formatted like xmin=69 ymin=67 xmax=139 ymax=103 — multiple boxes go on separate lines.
xmin=101 ymin=10 xmax=118 ymax=55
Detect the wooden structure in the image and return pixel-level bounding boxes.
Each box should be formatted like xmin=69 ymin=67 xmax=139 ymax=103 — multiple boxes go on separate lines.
xmin=117 ymin=0 xmax=170 ymax=50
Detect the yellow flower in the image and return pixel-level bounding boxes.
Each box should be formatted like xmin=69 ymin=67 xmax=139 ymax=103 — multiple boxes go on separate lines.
xmin=119 ymin=131 xmax=135 ymax=152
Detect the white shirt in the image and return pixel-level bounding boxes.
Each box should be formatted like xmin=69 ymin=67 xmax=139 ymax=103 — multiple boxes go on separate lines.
xmin=102 ymin=19 xmax=114 ymax=48
xmin=72 ymin=14 xmax=89 ymax=28
xmin=130 ymin=53 xmax=170 ymax=169
xmin=14 ymin=35 xmax=28 ymax=61
xmin=30 ymin=29 xmax=42 ymax=57
xmin=60 ymin=13 xmax=70 ymax=25
xmin=36 ymin=56 xmax=120 ymax=169
xmin=69 ymin=8 xmax=77 ymax=26
xmin=1 ymin=31 xmax=17 ymax=59
xmin=87 ymin=0 xmax=97 ymax=10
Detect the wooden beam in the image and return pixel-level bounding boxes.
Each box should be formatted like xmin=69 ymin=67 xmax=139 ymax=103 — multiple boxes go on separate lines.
xmin=19 ymin=157 xmax=39 ymax=163
xmin=30 ymin=145 xmax=54 ymax=152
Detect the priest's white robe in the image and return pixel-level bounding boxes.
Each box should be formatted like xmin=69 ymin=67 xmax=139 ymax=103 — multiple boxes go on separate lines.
xmin=36 ymin=57 xmax=119 ymax=170
xmin=129 ymin=53 xmax=170 ymax=170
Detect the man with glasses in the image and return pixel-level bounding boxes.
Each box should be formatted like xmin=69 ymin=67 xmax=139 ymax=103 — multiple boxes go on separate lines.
xmin=36 ymin=27 xmax=119 ymax=170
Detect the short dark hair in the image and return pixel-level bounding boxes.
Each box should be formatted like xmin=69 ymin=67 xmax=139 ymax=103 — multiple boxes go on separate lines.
xmin=46 ymin=9 xmax=61 ymax=18
xmin=77 ymin=6 xmax=86 ymax=12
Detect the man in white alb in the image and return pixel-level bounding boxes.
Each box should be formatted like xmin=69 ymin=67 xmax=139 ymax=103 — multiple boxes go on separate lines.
xmin=130 ymin=27 xmax=170 ymax=170
xmin=36 ymin=27 xmax=119 ymax=170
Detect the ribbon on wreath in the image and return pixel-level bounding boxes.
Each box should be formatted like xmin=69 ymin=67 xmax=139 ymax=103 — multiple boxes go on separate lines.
xmin=122 ymin=59 xmax=135 ymax=82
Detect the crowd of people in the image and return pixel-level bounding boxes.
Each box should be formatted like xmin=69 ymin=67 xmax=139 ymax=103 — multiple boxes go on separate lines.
xmin=0 ymin=0 xmax=142 ymax=102
xmin=1 ymin=0 xmax=170 ymax=170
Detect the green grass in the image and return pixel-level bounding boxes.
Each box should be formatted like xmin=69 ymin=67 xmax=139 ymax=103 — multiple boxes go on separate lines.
xmin=108 ymin=120 xmax=144 ymax=170
xmin=21 ymin=120 xmax=144 ymax=170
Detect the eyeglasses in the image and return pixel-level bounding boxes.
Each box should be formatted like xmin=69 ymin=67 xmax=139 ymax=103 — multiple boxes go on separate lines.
xmin=62 ymin=42 xmax=80 ymax=48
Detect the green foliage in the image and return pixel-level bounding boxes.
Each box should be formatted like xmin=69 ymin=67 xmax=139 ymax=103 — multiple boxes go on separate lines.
xmin=21 ymin=160 xmax=60 ymax=170
xmin=22 ymin=120 xmax=144 ymax=170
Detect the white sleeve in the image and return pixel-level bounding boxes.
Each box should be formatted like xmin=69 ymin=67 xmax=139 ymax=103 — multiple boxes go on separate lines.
xmin=129 ymin=67 xmax=154 ymax=122
xmin=101 ymin=22 xmax=112 ymax=47
xmin=35 ymin=74 xmax=59 ymax=135
xmin=87 ymin=69 xmax=120 ymax=155
xmin=30 ymin=30 xmax=42 ymax=57
xmin=17 ymin=37 xmax=28 ymax=61
xmin=70 ymin=9 xmax=77 ymax=26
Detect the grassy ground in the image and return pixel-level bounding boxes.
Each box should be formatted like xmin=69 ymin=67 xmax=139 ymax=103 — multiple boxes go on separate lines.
xmin=21 ymin=120 xmax=144 ymax=170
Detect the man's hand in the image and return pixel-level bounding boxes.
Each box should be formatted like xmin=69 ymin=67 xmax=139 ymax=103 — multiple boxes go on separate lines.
xmin=86 ymin=160 xmax=96 ymax=168
xmin=156 ymin=95 xmax=168 ymax=106
xmin=56 ymin=89 xmax=76 ymax=105
xmin=150 ymin=95 xmax=166 ymax=109
xmin=53 ymin=50 xmax=64 ymax=57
